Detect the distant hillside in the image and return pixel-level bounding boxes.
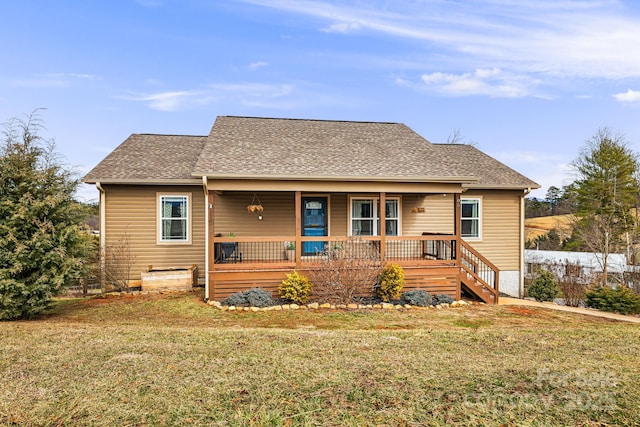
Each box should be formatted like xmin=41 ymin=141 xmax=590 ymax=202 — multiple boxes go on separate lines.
xmin=525 ymin=214 xmax=575 ymax=242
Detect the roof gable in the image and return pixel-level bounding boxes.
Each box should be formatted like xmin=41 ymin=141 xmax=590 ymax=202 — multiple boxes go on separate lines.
xmin=83 ymin=134 xmax=207 ymax=184
xmin=194 ymin=116 xmax=475 ymax=182
xmin=83 ymin=116 xmax=539 ymax=190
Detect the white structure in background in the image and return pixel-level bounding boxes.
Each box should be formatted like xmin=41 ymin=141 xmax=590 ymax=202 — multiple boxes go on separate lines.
xmin=525 ymin=249 xmax=627 ymax=283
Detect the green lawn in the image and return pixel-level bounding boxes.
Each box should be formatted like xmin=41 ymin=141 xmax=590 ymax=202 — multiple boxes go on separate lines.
xmin=1 ymin=291 xmax=638 ymax=426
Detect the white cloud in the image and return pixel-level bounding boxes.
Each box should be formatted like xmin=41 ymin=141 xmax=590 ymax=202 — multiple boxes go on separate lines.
xmin=420 ymin=68 xmax=537 ymax=98
xmin=210 ymin=82 xmax=293 ymax=98
xmin=118 ymin=82 xmax=296 ymax=111
xmin=249 ymin=61 xmax=269 ymax=70
xmin=241 ymin=0 xmax=640 ymax=81
xmin=117 ymin=90 xmax=207 ymax=112
xmin=613 ymin=89 xmax=640 ymax=102
xmin=321 ymin=22 xmax=361 ymax=33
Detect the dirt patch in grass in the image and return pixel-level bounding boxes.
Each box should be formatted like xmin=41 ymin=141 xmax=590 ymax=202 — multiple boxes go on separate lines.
xmin=2 ymin=291 xmax=639 ymax=426
xmin=507 ymin=306 xmax=540 ymax=316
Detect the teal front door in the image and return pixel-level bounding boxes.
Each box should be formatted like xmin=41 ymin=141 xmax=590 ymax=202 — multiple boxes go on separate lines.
xmin=302 ymin=197 xmax=328 ymax=255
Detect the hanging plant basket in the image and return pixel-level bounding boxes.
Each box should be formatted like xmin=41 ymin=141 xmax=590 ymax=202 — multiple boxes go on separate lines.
xmin=247 ymin=204 xmax=264 ymax=213
xmin=247 ymin=193 xmax=263 ymax=213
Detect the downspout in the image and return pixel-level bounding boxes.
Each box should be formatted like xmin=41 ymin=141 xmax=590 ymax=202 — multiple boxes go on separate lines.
xmin=202 ymin=176 xmax=209 ymax=302
xmin=96 ymin=182 xmax=106 ymax=293
xmin=521 ymin=188 xmax=531 ymax=298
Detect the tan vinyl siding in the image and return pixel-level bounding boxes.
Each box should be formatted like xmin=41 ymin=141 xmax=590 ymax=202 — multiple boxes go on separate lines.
xmin=329 ymin=194 xmax=348 ymax=236
xmin=402 ymin=193 xmax=455 ymax=235
xmin=103 ymin=185 xmax=206 ymax=283
xmin=214 ymin=192 xmax=458 ymax=238
xmin=214 ymin=192 xmax=350 ymax=237
xmin=214 ymin=192 xmax=295 ymax=236
xmin=464 ymin=190 xmax=523 ymax=270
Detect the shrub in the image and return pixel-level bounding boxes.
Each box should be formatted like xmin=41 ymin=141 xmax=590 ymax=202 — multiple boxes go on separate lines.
xmin=376 ymin=264 xmax=405 ymax=302
xmin=279 ymin=270 xmax=312 ymax=304
xmin=432 ymin=294 xmax=454 ymax=306
xmin=558 ymin=279 xmax=589 ymax=307
xmin=528 ymin=270 xmax=559 ymax=302
xmin=311 ymin=237 xmax=383 ymax=304
xmin=223 ymin=291 xmax=247 ymax=307
xmin=223 ymin=287 xmax=273 ymax=307
xmin=401 ymin=289 xmax=431 ymax=307
xmin=586 ymin=285 xmax=640 ymax=315
xmin=243 ymin=288 xmax=273 ymax=308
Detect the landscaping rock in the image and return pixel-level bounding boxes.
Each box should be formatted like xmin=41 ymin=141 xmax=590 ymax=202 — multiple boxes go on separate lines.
xmin=308 ymin=302 xmax=319 ymax=309
xmin=320 ymin=303 xmax=331 ymax=309
xmin=347 ymin=303 xmax=358 ymax=309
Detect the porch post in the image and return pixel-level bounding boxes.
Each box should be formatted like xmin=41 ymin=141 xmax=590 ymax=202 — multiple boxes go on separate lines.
xmin=295 ymin=191 xmax=302 ymax=269
xmin=379 ymin=192 xmax=386 ymax=260
xmin=454 ymin=192 xmax=461 ymax=299
xmin=208 ymin=190 xmax=216 ymax=299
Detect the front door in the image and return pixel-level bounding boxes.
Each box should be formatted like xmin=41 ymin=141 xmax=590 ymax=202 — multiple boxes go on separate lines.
xmin=302 ymin=197 xmax=328 ymax=256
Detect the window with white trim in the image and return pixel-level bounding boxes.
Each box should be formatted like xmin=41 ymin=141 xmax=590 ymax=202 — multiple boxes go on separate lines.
xmin=460 ymin=198 xmax=481 ymax=239
xmin=159 ymin=195 xmax=190 ymax=242
xmin=350 ymin=197 xmax=399 ymax=236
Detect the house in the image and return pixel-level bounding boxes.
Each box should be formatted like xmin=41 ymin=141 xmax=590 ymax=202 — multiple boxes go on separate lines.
xmin=83 ymin=116 xmax=539 ymax=303
xmin=525 ymin=249 xmax=627 ymax=284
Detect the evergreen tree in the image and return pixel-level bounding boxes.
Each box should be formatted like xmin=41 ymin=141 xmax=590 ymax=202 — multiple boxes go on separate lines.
xmin=0 ymin=112 xmax=92 ymax=319
xmin=571 ymin=127 xmax=639 ymax=285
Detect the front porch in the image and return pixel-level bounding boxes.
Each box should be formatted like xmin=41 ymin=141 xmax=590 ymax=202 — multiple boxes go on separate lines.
xmin=205 ymin=190 xmax=499 ymax=304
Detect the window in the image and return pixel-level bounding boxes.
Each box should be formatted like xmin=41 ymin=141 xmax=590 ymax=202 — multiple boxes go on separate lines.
xmin=158 ymin=194 xmax=190 ymax=243
xmin=350 ymin=197 xmax=399 ymax=236
xmin=461 ymin=198 xmax=480 ymax=239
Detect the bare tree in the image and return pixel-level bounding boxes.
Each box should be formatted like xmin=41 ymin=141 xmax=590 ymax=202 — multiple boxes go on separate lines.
xmin=446 ymin=129 xmax=464 ymax=144
xmin=103 ymin=233 xmax=135 ymax=292
xmin=310 ymin=237 xmax=383 ymax=304
xmin=548 ymin=259 xmax=592 ymax=307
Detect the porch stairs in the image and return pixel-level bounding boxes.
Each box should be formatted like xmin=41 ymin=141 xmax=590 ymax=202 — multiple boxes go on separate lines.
xmin=459 ymin=240 xmax=500 ymax=304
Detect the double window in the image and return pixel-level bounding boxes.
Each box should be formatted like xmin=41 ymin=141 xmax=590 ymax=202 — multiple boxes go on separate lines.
xmin=350 ymin=197 xmax=399 ymax=236
xmin=461 ymin=198 xmax=481 ymax=239
xmin=158 ymin=194 xmax=190 ymax=243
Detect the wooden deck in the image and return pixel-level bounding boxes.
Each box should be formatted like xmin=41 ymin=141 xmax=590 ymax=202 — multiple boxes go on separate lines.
xmin=208 ymin=263 xmax=460 ymax=301
xmin=205 ymin=235 xmax=498 ymax=302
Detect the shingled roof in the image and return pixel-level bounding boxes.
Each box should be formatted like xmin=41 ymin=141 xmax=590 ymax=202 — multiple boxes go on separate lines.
xmin=83 ymin=116 xmax=539 ymax=190
xmin=431 ymin=144 xmax=539 ymax=189
xmin=83 ymin=134 xmax=207 ymax=184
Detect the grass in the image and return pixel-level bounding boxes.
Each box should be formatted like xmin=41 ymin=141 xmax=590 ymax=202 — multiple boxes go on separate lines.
xmin=1 ymin=290 xmax=639 ymax=426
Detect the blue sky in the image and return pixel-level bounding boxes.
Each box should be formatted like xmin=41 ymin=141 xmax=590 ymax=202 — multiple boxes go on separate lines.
xmin=2 ymin=0 xmax=640 ymax=202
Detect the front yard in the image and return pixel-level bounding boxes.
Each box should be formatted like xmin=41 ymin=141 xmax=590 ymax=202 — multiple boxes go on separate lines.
xmin=1 ymin=290 xmax=638 ymax=426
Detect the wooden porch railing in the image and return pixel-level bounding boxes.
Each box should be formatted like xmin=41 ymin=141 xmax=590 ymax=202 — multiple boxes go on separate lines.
xmin=212 ymin=235 xmax=458 ymax=266
xmin=459 ymin=239 xmax=499 ymax=303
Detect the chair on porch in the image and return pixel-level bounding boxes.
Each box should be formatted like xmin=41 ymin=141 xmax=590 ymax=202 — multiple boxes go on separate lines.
xmin=214 ymin=242 xmax=242 ymax=263
xmin=422 ymin=232 xmax=451 ymax=260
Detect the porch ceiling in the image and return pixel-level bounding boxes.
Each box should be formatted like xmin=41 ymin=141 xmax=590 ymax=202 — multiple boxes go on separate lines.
xmin=205 ymin=179 xmax=466 ymax=193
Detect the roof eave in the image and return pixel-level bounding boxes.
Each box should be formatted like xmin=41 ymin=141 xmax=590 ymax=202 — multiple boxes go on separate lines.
xmin=464 ymin=183 xmax=541 ymax=191
xmin=192 ymin=173 xmax=479 ymax=184
xmin=82 ymin=178 xmax=203 ymax=185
